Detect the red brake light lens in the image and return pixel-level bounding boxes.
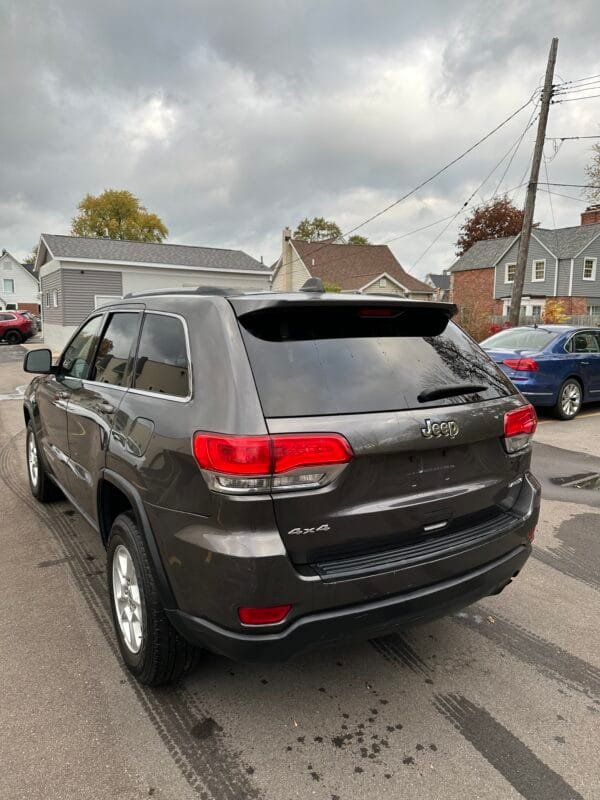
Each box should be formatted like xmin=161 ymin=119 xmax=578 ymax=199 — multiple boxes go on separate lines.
xmin=272 ymin=434 xmax=352 ymax=474
xmin=238 ymin=605 xmax=292 ymax=625
xmin=502 ymin=358 xmax=539 ymax=372
xmin=193 ymin=434 xmax=272 ymax=475
xmin=504 ymin=404 xmax=537 ymax=438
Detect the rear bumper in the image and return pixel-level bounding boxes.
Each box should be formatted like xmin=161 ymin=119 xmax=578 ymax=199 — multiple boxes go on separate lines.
xmin=167 ymin=544 xmax=531 ymax=661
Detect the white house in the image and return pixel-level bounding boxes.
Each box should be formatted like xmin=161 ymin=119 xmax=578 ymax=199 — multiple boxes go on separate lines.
xmin=0 ymin=250 xmax=40 ymax=312
xmin=35 ymin=234 xmax=272 ymax=351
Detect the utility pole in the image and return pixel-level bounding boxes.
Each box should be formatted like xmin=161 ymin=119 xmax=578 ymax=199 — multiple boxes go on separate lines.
xmin=509 ymin=37 xmax=559 ymax=327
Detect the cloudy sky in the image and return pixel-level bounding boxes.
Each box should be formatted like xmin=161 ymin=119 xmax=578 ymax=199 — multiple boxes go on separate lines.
xmin=2 ymin=0 xmax=600 ymax=277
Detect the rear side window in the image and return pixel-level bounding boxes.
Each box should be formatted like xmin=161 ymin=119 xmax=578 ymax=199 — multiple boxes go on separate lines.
xmin=92 ymin=312 xmax=141 ymax=386
xmin=238 ymin=305 xmax=515 ymax=417
xmin=134 ymin=314 xmax=190 ymax=398
xmin=482 ymin=328 xmax=557 ymax=350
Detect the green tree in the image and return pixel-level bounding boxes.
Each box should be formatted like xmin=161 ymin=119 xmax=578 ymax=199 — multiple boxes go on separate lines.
xmin=294 ymin=217 xmax=342 ymax=242
xmin=585 ymin=143 xmax=600 ymax=202
xmin=456 ymin=196 xmax=524 ymax=256
xmin=347 ymin=234 xmax=370 ymax=245
xmin=22 ymin=243 xmax=39 ymax=266
xmin=71 ymin=189 xmax=168 ymax=242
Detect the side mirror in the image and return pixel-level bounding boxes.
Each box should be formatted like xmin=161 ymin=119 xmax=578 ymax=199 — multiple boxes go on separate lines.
xmin=23 ymin=348 xmax=54 ymax=374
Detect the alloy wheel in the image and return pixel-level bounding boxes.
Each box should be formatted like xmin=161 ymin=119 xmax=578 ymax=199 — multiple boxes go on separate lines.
xmin=561 ymin=382 xmax=581 ymax=418
xmin=27 ymin=431 xmax=39 ymax=488
xmin=112 ymin=545 xmax=144 ymax=654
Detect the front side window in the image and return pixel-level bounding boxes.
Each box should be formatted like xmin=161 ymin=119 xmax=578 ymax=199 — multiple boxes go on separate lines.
xmin=583 ymin=258 xmax=596 ymax=280
xmin=566 ymin=332 xmax=600 ymax=354
xmin=92 ymin=312 xmax=140 ymax=387
xmin=133 ymin=314 xmax=190 ymax=398
xmin=505 ymin=263 xmax=516 ymax=283
xmin=3 ymin=279 xmax=14 ymax=294
xmin=532 ymin=260 xmax=545 ymax=281
xmin=60 ymin=316 xmax=104 ymax=380
xmin=0 ymin=313 xmax=15 ymax=321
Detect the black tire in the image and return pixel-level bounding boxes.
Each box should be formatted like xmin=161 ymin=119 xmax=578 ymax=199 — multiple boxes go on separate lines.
xmin=26 ymin=421 xmax=60 ymax=502
xmin=5 ymin=329 xmax=23 ymax=344
xmin=553 ymin=378 xmax=583 ymax=420
xmin=107 ymin=512 xmax=197 ymax=686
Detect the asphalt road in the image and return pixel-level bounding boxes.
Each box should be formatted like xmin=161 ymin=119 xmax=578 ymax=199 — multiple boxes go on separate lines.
xmin=1 ymin=346 xmax=598 ymax=800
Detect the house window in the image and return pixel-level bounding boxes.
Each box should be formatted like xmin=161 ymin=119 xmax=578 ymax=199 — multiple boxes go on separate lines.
xmin=505 ymin=263 xmax=516 ymax=283
xmin=378 ymin=278 xmax=386 ymax=287
xmin=589 ymin=305 xmax=600 ymax=317
xmin=532 ymin=260 xmax=545 ymax=282
xmin=51 ymin=289 xmax=58 ymax=307
xmin=531 ymin=305 xmax=542 ymax=319
xmin=2 ymin=279 xmax=14 ymax=294
xmin=45 ymin=292 xmax=50 ymax=308
xmin=583 ymin=257 xmax=597 ymax=281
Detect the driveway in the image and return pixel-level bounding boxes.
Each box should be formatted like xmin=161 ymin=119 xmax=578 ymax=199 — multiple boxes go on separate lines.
xmin=0 ymin=358 xmax=598 ymax=800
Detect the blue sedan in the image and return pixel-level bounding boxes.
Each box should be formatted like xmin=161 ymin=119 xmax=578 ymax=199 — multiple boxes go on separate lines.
xmin=480 ymin=325 xmax=600 ymax=419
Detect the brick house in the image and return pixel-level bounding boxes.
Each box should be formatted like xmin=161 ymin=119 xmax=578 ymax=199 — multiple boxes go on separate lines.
xmin=449 ymin=207 xmax=600 ymax=324
xmin=272 ymin=228 xmax=434 ymax=299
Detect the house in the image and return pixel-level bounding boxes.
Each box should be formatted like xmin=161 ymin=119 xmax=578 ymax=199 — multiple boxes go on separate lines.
xmin=425 ymin=271 xmax=450 ymax=301
xmin=0 ymin=250 xmax=40 ymax=313
xmin=35 ymin=234 xmax=272 ymax=351
xmin=272 ymin=228 xmax=434 ymax=299
xmin=449 ymin=206 xmax=600 ymax=323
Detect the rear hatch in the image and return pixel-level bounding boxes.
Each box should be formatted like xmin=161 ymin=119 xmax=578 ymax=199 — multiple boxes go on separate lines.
xmin=232 ymin=297 xmax=525 ymax=566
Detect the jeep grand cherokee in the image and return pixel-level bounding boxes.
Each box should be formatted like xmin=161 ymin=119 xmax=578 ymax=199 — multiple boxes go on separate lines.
xmin=23 ymin=283 xmax=540 ymax=685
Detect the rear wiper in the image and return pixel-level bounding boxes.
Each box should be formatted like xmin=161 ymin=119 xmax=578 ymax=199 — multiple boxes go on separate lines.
xmin=418 ymin=383 xmax=488 ymax=403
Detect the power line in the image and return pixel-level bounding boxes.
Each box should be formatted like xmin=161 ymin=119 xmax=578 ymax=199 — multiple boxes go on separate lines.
xmin=554 ymin=72 xmax=600 ymax=87
xmin=538 ymin=182 xmax=600 ymax=188
xmin=546 ymin=135 xmax=600 ymax=141
xmin=492 ymin=108 xmax=540 ymax=197
xmin=543 ymin=153 xmax=560 ymax=260
xmin=336 ymin=94 xmax=538 ymax=242
xmin=537 ymin=187 xmax=588 ymax=202
xmin=552 ymin=92 xmax=600 ymax=104
xmin=382 ymin=214 xmax=457 ymax=245
xmin=276 ymin=91 xmax=539 ymax=274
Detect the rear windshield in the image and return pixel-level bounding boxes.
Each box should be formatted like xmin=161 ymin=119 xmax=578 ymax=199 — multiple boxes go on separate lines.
xmin=481 ymin=327 xmax=557 ymax=351
xmin=238 ymin=306 xmax=515 ymax=417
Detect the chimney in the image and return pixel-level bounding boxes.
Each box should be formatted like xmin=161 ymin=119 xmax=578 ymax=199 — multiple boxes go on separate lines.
xmin=281 ymin=227 xmax=293 ymax=291
xmin=581 ymin=204 xmax=600 ymax=226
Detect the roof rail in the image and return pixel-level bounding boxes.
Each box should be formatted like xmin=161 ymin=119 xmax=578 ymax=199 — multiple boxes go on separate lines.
xmin=123 ymin=286 xmax=235 ymax=299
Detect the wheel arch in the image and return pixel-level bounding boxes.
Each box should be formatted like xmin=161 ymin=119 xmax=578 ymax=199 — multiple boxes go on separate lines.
xmin=98 ymin=470 xmax=176 ymax=609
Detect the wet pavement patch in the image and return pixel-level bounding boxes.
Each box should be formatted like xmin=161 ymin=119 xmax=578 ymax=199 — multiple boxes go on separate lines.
xmin=551 ymin=472 xmax=600 ymax=490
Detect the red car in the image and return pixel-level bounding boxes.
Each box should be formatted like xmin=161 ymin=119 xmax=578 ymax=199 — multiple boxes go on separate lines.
xmin=0 ymin=311 xmax=33 ymax=344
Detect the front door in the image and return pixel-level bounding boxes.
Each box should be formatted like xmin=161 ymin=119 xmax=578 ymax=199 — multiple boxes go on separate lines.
xmin=36 ymin=315 xmax=104 ymax=490
xmin=569 ymin=330 xmax=600 ymax=398
xmin=66 ymin=310 xmax=142 ymax=523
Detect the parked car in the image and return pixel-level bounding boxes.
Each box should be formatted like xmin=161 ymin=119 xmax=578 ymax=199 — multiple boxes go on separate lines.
xmin=481 ymin=325 xmax=600 ymax=420
xmin=0 ymin=310 xmax=33 ymax=343
xmin=15 ymin=310 xmax=40 ymax=333
xmin=23 ymin=285 xmax=540 ymax=685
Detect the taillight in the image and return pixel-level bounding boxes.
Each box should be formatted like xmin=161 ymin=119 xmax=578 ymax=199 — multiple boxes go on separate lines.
xmin=193 ymin=432 xmax=353 ymax=494
xmin=238 ymin=605 xmax=292 ymax=625
xmin=502 ymin=358 xmax=539 ymax=372
xmin=503 ymin=405 xmax=537 ymax=453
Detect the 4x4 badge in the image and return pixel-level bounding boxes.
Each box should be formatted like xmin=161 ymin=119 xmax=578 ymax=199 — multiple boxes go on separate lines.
xmin=420 ymin=418 xmax=459 ymax=440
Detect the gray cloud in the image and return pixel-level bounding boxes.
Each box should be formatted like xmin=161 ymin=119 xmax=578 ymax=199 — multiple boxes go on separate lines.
xmin=2 ymin=0 xmax=600 ymax=274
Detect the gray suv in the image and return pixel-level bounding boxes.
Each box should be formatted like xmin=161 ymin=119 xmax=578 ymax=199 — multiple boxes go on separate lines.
xmin=23 ymin=285 xmax=541 ymax=685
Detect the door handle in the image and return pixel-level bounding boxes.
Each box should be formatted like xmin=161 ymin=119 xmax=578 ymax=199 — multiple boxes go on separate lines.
xmin=581 ymin=361 xmax=590 ymax=365
xmin=96 ymin=401 xmax=116 ymax=414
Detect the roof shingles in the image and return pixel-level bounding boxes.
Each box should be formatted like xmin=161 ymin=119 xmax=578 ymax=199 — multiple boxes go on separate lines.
xmin=450 ymin=221 xmax=600 ymax=272
xmin=291 ymin=239 xmax=432 ymax=293
xmin=40 ymin=234 xmax=268 ymax=272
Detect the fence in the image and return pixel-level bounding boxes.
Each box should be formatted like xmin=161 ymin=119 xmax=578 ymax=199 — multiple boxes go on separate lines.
xmin=490 ymin=314 xmax=600 ymax=327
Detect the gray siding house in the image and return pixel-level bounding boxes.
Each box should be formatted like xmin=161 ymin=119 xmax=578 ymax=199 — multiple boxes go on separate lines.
xmin=450 ymin=211 xmax=600 ymax=322
xmin=35 ymin=235 xmax=272 ymax=351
